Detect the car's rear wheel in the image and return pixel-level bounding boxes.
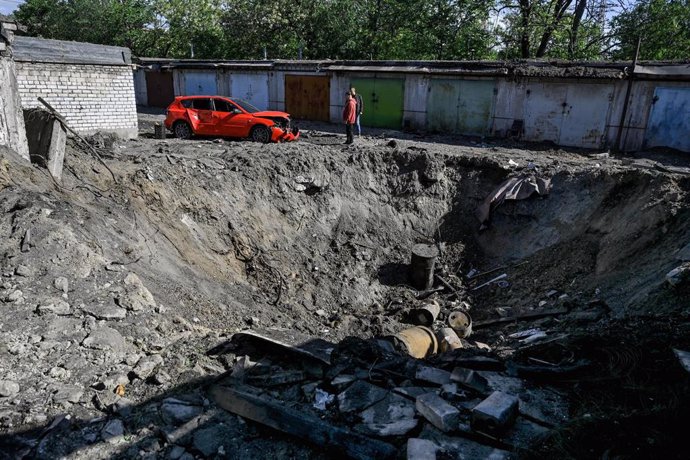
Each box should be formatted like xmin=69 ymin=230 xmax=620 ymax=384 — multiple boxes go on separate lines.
xmin=250 ymin=125 xmax=271 ymax=143
xmin=173 ymin=121 xmax=192 ymax=140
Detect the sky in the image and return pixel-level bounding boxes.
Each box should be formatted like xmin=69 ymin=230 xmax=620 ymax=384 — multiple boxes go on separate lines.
xmin=0 ymin=0 xmax=23 ymax=16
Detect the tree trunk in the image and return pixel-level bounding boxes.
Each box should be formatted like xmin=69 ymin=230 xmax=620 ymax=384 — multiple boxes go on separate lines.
xmin=568 ymin=0 xmax=588 ymax=58
xmin=535 ymin=0 xmax=573 ymax=57
xmin=519 ymin=0 xmax=531 ymax=58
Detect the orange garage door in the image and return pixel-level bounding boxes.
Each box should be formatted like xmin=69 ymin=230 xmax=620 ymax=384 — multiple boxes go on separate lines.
xmin=285 ymin=75 xmax=330 ymax=122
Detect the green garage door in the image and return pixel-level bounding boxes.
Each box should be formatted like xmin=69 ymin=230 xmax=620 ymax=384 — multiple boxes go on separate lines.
xmin=350 ymin=78 xmax=404 ymax=129
xmin=428 ymin=79 xmax=495 ymax=136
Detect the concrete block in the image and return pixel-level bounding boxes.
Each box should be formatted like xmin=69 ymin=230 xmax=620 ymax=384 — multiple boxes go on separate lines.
xmin=471 ymin=391 xmax=519 ymax=435
xmin=451 ymin=367 xmax=489 ymax=394
xmin=407 ymin=438 xmax=438 ymax=460
xmin=415 ymin=365 xmax=452 ymax=385
xmin=415 ymin=392 xmax=460 ymax=432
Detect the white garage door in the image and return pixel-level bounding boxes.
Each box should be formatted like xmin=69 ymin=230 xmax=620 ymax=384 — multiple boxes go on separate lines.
xmin=230 ymin=73 xmax=269 ymax=111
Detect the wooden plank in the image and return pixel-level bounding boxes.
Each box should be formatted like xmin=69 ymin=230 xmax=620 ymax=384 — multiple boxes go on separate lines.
xmin=211 ymin=385 xmax=397 ymax=460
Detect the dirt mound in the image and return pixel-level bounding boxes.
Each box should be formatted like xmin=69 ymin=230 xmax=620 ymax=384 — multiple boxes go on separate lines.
xmin=0 ymin=129 xmax=689 ymax=458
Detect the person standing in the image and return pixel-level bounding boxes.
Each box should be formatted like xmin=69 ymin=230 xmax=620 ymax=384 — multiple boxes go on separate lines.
xmin=350 ymin=87 xmax=364 ymax=136
xmin=342 ymin=91 xmax=356 ymax=144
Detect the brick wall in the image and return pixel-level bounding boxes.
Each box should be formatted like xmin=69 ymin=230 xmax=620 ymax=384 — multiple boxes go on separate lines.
xmin=15 ymin=62 xmax=138 ymax=138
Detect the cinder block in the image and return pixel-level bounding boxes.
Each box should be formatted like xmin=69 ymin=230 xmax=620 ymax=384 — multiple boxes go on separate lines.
xmin=416 ymin=392 xmax=460 ymax=432
xmin=471 ymin=391 xmax=519 ymax=435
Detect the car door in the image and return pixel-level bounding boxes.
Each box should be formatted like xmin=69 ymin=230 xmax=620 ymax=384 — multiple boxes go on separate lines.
xmin=186 ymin=98 xmax=215 ymax=135
xmin=213 ymin=98 xmax=252 ymax=138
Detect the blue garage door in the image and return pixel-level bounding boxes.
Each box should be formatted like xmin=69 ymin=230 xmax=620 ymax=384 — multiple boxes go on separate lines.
xmin=184 ymin=72 xmax=217 ymax=96
xmin=645 ymin=87 xmax=690 ymax=152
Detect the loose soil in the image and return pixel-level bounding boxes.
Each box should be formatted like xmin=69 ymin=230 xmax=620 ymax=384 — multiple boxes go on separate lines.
xmin=0 ymin=113 xmax=688 ymax=459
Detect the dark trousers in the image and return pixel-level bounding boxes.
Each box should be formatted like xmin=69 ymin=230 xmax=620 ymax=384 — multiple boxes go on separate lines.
xmin=345 ymin=123 xmax=354 ymax=144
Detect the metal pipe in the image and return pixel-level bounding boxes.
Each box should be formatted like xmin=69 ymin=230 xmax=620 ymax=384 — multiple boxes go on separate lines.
xmin=614 ymin=36 xmax=641 ymax=153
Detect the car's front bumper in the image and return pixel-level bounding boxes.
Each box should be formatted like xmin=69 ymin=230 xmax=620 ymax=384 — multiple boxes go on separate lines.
xmin=271 ymin=126 xmax=300 ymax=142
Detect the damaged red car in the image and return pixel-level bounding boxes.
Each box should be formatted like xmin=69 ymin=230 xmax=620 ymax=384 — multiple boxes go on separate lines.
xmin=164 ymin=96 xmax=299 ymax=143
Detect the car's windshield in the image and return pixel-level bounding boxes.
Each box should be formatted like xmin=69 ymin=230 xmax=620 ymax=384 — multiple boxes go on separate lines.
xmin=231 ymin=99 xmax=261 ymax=113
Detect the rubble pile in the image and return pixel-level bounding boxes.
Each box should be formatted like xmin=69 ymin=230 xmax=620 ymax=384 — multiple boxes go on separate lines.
xmin=211 ymin=327 xmax=569 ymax=459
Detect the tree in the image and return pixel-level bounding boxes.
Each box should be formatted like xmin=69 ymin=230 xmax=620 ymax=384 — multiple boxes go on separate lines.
xmin=497 ymin=0 xmax=607 ymax=59
xmin=610 ymin=0 xmax=690 ymax=60
xmin=15 ymin=0 xmax=165 ymax=57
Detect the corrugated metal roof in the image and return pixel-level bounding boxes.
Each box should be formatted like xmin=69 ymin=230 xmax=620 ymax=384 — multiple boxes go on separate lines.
xmin=12 ymin=36 xmax=131 ymax=66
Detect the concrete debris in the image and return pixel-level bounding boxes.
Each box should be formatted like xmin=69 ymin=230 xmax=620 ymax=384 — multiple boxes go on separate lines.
xmin=471 ymin=391 xmax=519 ymax=435
xmin=314 ymin=388 xmax=335 ymax=410
xmin=101 ymin=418 xmax=125 ymax=443
xmin=37 ymin=299 xmax=71 ymax=315
xmin=338 ymin=380 xmax=388 ymax=413
xmin=406 ymin=438 xmax=438 ymax=460
xmin=161 ymin=398 xmax=203 ymax=425
xmin=358 ymin=393 xmax=418 ymax=436
xmin=415 ymin=365 xmax=452 ymax=385
xmin=132 ymin=354 xmax=164 ymax=380
xmin=451 ymin=367 xmax=490 ymax=394
xmin=415 ymin=392 xmax=460 ymax=432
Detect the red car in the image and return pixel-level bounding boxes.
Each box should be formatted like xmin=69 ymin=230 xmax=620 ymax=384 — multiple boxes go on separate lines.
xmin=164 ymin=95 xmax=299 ymax=142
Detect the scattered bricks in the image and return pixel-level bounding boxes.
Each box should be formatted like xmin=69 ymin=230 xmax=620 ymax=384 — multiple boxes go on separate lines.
xmin=415 ymin=392 xmax=460 ymax=432
xmin=407 ymin=438 xmax=438 ymax=460
xmin=415 ymin=365 xmax=452 ymax=385
xmin=471 ymin=391 xmax=519 ymax=435
xmin=451 ymin=367 xmax=489 ymax=394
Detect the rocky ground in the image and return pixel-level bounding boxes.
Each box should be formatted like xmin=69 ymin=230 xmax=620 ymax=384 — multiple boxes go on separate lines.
xmin=0 ymin=112 xmax=688 ymax=459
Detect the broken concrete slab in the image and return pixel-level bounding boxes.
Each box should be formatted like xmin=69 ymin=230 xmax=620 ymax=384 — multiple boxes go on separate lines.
xmin=211 ymin=385 xmax=397 ymax=460
xmin=451 ymin=367 xmax=489 ymax=394
xmin=415 ymin=365 xmax=452 ymax=385
xmin=338 ymin=380 xmax=388 ymax=413
xmin=406 ymin=438 xmax=438 ymax=459
xmin=358 ymin=393 xmax=418 ymax=437
xmin=471 ymin=391 xmax=519 ymax=435
xmin=416 ymin=392 xmax=460 ymax=432
xmin=132 ymin=354 xmax=164 ymax=379
xmin=82 ymin=327 xmax=127 ymax=352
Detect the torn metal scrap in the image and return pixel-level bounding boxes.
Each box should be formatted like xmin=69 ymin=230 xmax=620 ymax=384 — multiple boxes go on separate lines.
xmin=229 ymin=329 xmax=335 ymax=366
xmin=476 ymin=174 xmax=552 ymax=226
xmin=210 ymin=384 xmax=397 ymax=460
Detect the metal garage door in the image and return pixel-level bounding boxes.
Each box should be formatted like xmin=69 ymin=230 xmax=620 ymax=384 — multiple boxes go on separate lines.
xmin=350 ymin=78 xmax=404 ymax=129
xmin=427 ymin=79 xmax=495 ymax=135
xmin=184 ymin=71 xmax=217 ymax=96
xmin=285 ymin=75 xmax=330 ymax=121
xmin=645 ymin=87 xmax=690 ymax=152
xmin=231 ymin=73 xmax=269 ymax=111
xmin=145 ymin=71 xmax=174 ymax=108
xmin=524 ymin=83 xmax=612 ymax=149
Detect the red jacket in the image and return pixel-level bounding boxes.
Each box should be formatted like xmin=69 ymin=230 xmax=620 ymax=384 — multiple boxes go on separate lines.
xmin=342 ymin=98 xmax=356 ymax=124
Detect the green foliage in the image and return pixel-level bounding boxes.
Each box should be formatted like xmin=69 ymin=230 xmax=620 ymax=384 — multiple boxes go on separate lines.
xmin=611 ymin=0 xmax=690 ymax=60
xmin=15 ymin=0 xmax=163 ymax=56
xmin=12 ymin=0 xmax=690 ymax=61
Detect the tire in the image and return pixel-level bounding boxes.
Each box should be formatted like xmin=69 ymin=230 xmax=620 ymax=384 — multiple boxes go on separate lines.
xmin=173 ymin=121 xmax=192 ymax=140
xmin=250 ymin=125 xmax=271 ymax=143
